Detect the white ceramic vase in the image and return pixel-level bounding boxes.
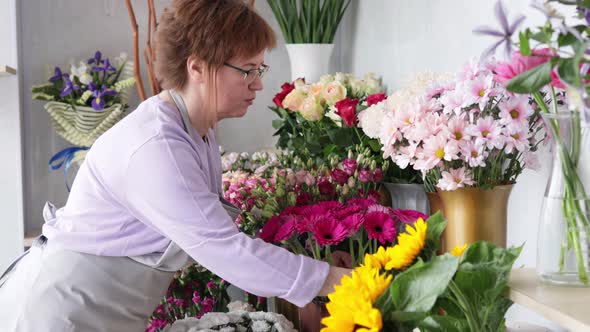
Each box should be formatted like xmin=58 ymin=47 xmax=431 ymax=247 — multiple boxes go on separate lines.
xmin=285 ymin=43 xmax=334 ymax=82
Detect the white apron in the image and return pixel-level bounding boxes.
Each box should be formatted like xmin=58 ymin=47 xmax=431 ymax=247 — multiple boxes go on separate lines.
xmin=0 ymin=90 xmax=241 ymax=331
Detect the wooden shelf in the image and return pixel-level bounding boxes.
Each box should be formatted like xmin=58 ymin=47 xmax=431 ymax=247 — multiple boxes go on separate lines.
xmin=508 ymin=268 xmax=590 ymax=331
xmin=0 ymin=65 xmax=17 ymax=76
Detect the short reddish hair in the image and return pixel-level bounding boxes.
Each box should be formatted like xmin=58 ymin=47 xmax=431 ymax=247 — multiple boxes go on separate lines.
xmin=155 ymin=0 xmax=277 ymax=90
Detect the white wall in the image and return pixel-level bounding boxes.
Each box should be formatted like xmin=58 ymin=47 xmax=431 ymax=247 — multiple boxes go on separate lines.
xmin=0 ymin=0 xmax=25 ymax=272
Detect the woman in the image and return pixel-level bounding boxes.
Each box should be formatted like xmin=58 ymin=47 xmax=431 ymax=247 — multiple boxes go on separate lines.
xmin=0 ymin=0 xmax=350 ymax=331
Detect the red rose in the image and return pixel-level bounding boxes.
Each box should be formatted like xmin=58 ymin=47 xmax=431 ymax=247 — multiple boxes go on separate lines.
xmin=366 ymin=92 xmax=387 ymax=106
xmin=272 ymin=82 xmax=295 ymax=108
xmin=335 ymin=98 xmax=359 ymax=127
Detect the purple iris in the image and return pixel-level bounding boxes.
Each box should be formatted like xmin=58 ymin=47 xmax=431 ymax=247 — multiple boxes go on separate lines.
xmin=87 ymin=51 xmax=103 ymax=65
xmin=473 ymin=0 xmax=525 ymax=59
xmin=92 ymin=58 xmax=116 ymax=77
xmin=59 ymin=76 xmax=80 ymax=98
xmin=49 ymin=67 xmax=65 ymax=82
xmin=90 ymin=84 xmax=117 ymax=110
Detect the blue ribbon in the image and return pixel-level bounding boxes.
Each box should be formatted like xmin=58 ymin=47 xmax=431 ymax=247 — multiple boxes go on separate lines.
xmin=48 ymin=146 xmax=90 ymax=191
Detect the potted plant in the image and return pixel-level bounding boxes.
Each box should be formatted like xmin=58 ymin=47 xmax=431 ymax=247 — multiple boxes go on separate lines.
xmin=267 ymin=0 xmax=351 ymax=81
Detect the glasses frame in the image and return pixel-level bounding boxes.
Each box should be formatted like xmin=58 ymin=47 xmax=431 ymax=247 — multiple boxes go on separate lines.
xmin=224 ymin=62 xmax=269 ymax=83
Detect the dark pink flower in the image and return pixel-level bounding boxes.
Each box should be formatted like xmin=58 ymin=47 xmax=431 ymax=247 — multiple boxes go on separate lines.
xmin=331 ymin=168 xmax=349 ymax=185
xmin=318 ymin=178 xmax=335 ymax=196
xmin=367 ymin=190 xmax=381 ymax=203
xmin=346 ymin=198 xmax=375 ymax=210
xmin=364 ymin=211 xmax=396 ymax=244
xmin=333 ymin=205 xmax=363 ymax=219
xmin=274 ymin=217 xmax=296 ymax=242
xmin=494 ymin=48 xmax=554 ymax=87
xmin=341 ymin=158 xmax=358 ymax=176
xmin=373 ymin=168 xmax=384 ymax=182
xmin=312 ymin=216 xmax=349 ymax=246
xmin=393 ymin=209 xmax=429 ymax=224
xmin=342 ymin=213 xmax=365 ymax=234
xmin=296 ymin=192 xmax=312 ymax=206
xmin=259 ymin=216 xmax=281 ymax=242
xmin=366 ymin=92 xmax=387 ymax=106
xmin=335 ymin=98 xmax=359 ymax=127
xmin=359 ymin=169 xmax=372 ymax=183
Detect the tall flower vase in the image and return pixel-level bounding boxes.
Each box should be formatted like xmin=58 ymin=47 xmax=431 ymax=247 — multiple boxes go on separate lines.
xmin=285 ymin=44 xmax=334 ymax=82
xmin=436 ymin=185 xmax=513 ymax=252
xmin=382 ymin=183 xmax=430 ymax=215
xmin=537 ymin=112 xmax=590 ymax=287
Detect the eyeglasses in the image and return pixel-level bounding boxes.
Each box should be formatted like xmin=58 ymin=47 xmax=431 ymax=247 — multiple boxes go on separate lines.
xmin=224 ymin=62 xmax=269 ymax=84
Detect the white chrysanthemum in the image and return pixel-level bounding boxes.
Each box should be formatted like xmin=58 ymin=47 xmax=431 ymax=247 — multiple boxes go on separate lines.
xmin=227 ymin=301 xmax=255 ymax=313
xmin=358 ymin=102 xmax=387 ymax=139
xmin=251 ymin=320 xmax=271 ymax=332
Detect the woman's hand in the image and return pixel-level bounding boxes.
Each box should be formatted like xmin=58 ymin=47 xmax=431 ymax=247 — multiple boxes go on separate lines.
xmin=316 ymin=266 xmax=352 ymax=297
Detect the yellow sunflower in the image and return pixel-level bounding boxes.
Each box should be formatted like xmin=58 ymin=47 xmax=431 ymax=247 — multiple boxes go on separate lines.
xmin=363 ymin=246 xmax=389 ymax=270
xmin=384 ymin=218 xmax=427 ymax=270
xmin=322 ymin=265 xmax=392 ymax=332
xmin=451 ymin=244 xmax=467 ymax=257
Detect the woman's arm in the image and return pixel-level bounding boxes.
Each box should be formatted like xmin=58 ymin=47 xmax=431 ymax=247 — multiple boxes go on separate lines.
xmin=124 ymin=136 xmax=331 ymax=307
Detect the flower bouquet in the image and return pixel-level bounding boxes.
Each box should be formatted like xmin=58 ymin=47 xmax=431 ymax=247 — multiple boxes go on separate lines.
xmin=360 ymin=58 xmax=544 ymax=192
xmin=32 ymin=51 xmax=135 ymax=189
xmin=321 ymin=212 xmax=523 ymax=332
xmin=32 ymin=50 xmax=135 ymax=147
xmin=222 ymin=148 xmax=388 ymax=237
xmin=146 ymin=263 xmax=231 ymax=332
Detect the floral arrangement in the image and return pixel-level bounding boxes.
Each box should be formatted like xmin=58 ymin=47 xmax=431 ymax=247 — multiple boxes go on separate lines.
xmin=259 ymin=198 xmax=428 ymax=267
xmin=162 ymin=301 xmax=296 ymax=332
xmin=221 ymin=150 xmax=281 ymax=175
xmin=222 ymin=147 xmax=387 ymax=237
xmin=267 ymin=0 xmax=351 ymax=44
xmin=147 ymin=263 xmax=231 ymax=332
xmin=475 ymin=0 xmax=590 ymax=285
xmin=31 ymin=51 xmax=136 ymax=189
xmin=321 ymin=212 xmax=522 ymax=332
xmin=32 ymin=51 xmax=135 ymax=111
xmin=271 ymin=73 xmax=421 ymax=183
xmin=360 ymin=57 xmax=545 ymax=192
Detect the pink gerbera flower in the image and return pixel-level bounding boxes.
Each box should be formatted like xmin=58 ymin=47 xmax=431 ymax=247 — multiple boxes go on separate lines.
xmin=364 ymin=211 xmax=396 ymax=245
xmin=312 ymin=216 xmax=349 ymax=246
xmin=341 ymin=213 xmax=365 ymax=234
xmin=274 ymin=216 xmax=297 ymax=242
xmin=392 ymin=209 xmax=429 ymax=224
xmin=259 ymin=216 xmax=282 ymax=243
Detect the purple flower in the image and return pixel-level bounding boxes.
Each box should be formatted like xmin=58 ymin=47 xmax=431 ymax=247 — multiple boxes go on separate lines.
xmin=59 ymin=76 xmax=80 ymax=98
xmin=49 ymin=66 xmax=65 ymax=82
xmin=92 ymin=57 xmax=116 ymax=77
xmin=473 ymin=0 xmax=525 ymax=59
xmin=87 ymin=50 xmax=103 ymax=65
xmin=206 ymin=281 xmax=215 ymax=290
xmin=331 ymin=168 xmax=349 ymax=185
xmin=89 ymin=83 xmax=117 ymax=110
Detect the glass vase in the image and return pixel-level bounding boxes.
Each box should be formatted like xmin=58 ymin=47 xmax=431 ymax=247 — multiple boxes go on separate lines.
xmin=537 ymin=111 xmax=590 ymax=286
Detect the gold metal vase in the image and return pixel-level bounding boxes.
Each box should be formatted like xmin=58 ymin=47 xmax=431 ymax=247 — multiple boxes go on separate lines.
xmin=436 ymin=185 xmax=513 ymax=252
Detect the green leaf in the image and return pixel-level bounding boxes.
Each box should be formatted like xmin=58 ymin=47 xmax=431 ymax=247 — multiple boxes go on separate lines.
xmin=506 ymin=61 xmax=553 ymax=93
xmin=557 ymin=57 xmax=581 ymax=86
xmin=272 ymin=119 xmax=284 ymax=130
xmin=519 ymin=31 xmax=530 ymax=56
xmin=419 ymin=315 xmax=468 ymax=332
xmin=426 ymin=211 xmax=446 ymax=245
xmin=368 ymin=139 xmax=382 ymax=152
xmin=390 ymin=254 xmax=459 ymax=312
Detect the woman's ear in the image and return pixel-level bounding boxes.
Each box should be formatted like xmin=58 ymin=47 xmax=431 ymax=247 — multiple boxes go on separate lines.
xmin=186 ymin=55 xmax=206 ymax=84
